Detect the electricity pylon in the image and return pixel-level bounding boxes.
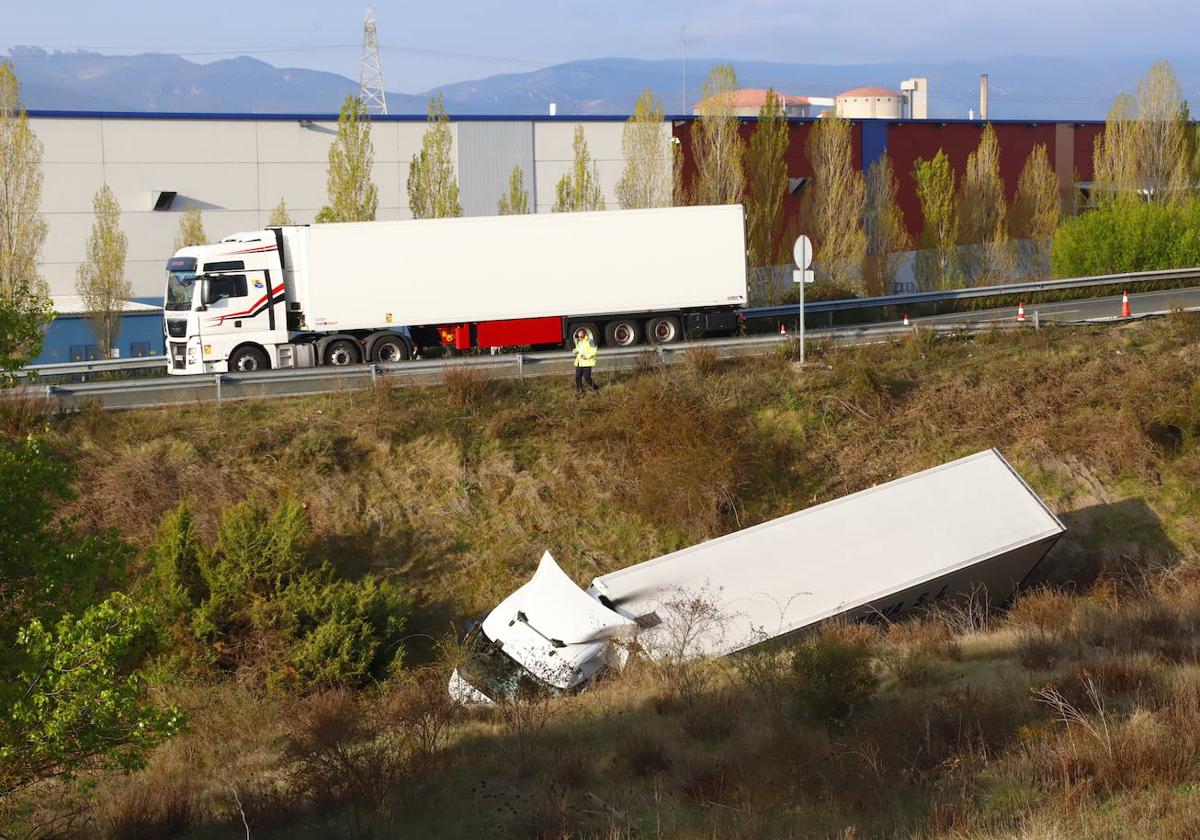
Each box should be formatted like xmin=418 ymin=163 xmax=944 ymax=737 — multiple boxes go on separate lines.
xmin=359 ymin=5 xmax=388 ymax=115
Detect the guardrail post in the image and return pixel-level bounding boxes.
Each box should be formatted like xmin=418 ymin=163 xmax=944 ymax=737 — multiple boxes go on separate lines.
xmin=516 ymin=353 xmax=524 ymax=381
xmin=214 ymin=374 xmax=222 ymax=403
xmin=1034 ymin=310 xmax=1040 ymax=331
xmin=370 ymin=364 xmax=377 ymax=387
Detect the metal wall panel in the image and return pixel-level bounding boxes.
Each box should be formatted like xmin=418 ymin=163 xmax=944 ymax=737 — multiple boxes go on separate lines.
xmin=456 ymin=121 xmax=534 ymax=217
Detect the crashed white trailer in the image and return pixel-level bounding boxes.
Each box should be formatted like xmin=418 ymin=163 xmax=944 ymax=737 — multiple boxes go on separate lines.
xmin=451 ymin=449 xmax=1064 ymax=702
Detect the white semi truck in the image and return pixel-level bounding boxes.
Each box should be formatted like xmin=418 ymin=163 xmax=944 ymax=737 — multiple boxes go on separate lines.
xmin=449 ymin=450 xmax=1065 ymax=704
xmin=163 ymin=205 xmax=747 ymax=375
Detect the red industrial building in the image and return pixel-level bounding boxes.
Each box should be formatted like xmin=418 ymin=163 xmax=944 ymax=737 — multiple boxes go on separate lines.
xmin=673 ymin=118 xmax=1105 ymax=243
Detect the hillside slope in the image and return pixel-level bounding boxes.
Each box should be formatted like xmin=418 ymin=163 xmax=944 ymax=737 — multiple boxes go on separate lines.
xmin=7 ymin=316 xmax=1200 ymax=837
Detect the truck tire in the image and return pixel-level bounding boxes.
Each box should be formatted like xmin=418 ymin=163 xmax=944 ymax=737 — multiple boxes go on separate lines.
xmin=372 ymin=335 xmax=410 ymax=363
xmin=604 ymin=318 xmax=641 ymax=347
xmin=229 ymin=345 xmax=269 ymax=372
xmin=646 ymin=315 xmax=681 ymax=344
xmin=324 ymin=339 xmax=361 ymax=366
xmin=568 ymin=321 xmax=599 ymax=345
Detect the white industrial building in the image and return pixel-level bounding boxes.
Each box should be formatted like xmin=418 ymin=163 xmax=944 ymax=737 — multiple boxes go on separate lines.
xmin=31 ymin=112 xmax=664 ymax=300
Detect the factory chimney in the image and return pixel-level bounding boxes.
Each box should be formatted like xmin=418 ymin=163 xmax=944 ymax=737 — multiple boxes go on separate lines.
xmin=979 ymin=74 xmax=989 ymax=121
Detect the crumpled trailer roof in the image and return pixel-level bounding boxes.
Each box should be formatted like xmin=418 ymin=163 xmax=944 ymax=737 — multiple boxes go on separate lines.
xmin=588 ymin=449 xmax=1064 ymax=658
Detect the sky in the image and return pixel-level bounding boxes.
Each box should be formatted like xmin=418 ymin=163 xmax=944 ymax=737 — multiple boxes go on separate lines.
xmin=2 ymin=0 xmax=1198 ymax=93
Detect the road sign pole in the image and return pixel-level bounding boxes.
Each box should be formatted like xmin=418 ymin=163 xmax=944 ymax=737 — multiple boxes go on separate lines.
xmin=792 ymin=234 xmax=814 ymax=366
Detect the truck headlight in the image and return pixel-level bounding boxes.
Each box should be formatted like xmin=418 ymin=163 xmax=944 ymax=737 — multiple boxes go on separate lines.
xmin=186 ymin=336 xmax=201 ymax=365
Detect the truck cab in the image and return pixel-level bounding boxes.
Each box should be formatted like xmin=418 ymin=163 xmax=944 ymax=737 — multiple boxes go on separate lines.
xmin=164 ymin=231 xmax=289 ymax=374
xmin=449 ymin=552 xmax=638 ymax=704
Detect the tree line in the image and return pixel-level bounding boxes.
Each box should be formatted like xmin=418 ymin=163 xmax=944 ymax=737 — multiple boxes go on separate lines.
xmin=5 ymin=60 xmax=1199 ymax=361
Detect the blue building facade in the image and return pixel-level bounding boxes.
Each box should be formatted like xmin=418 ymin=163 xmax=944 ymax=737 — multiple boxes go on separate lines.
xmin=34 ymin=310 xmax=165 ymax=365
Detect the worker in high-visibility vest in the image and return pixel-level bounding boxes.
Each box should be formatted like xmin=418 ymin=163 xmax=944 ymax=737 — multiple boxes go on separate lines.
xmin=572 ymin=328 xmax=600 ymax=396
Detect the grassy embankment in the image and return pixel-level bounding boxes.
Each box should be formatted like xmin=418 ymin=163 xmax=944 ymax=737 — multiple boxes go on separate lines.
xmin=10 ymin=313 xmax=1200 ymax=838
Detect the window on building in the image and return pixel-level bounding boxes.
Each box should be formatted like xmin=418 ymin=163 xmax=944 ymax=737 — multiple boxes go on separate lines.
xmin=206 ymin=274 xmax=248 ymax=304
xmin=129 ymin=341 xmax=152 ymax=358
xmin=69 ymin=344 xmax=100 ymax=362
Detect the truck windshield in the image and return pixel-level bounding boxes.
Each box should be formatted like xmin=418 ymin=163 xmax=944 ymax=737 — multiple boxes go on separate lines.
xmin=458 ymin=629 xmax=558 ymax=701
xmin=165 ymin=271 xmax=197 ymax=311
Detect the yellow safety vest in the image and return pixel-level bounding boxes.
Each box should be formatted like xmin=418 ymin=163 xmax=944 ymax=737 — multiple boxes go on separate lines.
xmin=574 ymin=337 xmax=597 ymax=367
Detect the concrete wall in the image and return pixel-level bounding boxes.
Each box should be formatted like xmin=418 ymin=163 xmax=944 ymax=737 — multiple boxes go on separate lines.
xmin=37 ymin=114 xmax=437 ymax=299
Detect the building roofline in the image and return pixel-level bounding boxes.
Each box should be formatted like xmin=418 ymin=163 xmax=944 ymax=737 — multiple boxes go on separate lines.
xmin=24 ymin=109 xmax=1107 ymax=127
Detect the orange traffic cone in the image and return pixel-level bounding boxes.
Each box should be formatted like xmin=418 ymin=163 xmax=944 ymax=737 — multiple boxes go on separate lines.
xmin=1017 ymin=302 xmax=1026 ymax=323
xmin=779 ymin=323 xmax=787 ymax=335
xmin=903 ymin=313 xmax=910 ymax=326
xmin=1121 ymin=290 xmax=1131 ymax=318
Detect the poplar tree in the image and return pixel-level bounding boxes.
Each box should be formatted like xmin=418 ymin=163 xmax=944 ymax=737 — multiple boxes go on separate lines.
xmin=1093 ymin=62 xmax=1192 ymax=204
xmin=913 ymin=150 xmax=960 ymax=290
xmin=863 ymin=152 xmax=910 ymax=295
xmin=75 ymin=185 xmax=129 ymax=358
xmin=268 ymin=197 xmax=293 ymax=226
xmin=407 ymin=94 xmax=461 ymax=219
xmin=807 ymin=116 xmax=866 ymax=290
xmin=0 ymin=60 xmax=51 ymax=374
xmin=319 ymin=94 xmax=378 ymax=222
xmin=958 ymin=124 xmax=1015 ymax=283
xmin=173 ymin=207 xmax=206 ymax=251
xmin=496 ymin=166 xmax=529 ymax=215
xmin=1011 ymin=144 xmax=1060 ymax=279
xmin=744 ymin=89 xmax=789 ymax=303
xmin=617 ymin=88 xmax=672 ymax=209
xmin=690 ymin=65 xmax=744 ymax=206
xmin=552 ymin=125 xmax=605 ymax=213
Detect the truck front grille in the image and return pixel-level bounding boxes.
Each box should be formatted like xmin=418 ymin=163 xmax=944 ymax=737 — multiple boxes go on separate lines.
xmin=169 ymin=342 xmax=187 ymax=370
xmin=166 ymin=319 xmax=187 ymax=338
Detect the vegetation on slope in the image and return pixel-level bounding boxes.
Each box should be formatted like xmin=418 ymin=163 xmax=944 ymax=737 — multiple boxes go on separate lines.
xmin=6 ymin=314 xmax=1200 ymax=836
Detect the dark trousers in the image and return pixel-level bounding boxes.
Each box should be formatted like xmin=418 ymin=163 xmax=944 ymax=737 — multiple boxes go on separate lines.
xmin=575 ymin=366 xmax=598 ymax=393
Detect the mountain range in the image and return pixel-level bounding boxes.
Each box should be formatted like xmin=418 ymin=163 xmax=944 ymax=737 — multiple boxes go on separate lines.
xmin=6 ymin=46 xmax=1199 ymax=120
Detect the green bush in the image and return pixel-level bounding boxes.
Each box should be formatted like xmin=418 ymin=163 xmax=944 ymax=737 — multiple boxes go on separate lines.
xmin=1051 ymin=198 xmax=1200 ymax=278
xmin=791 ymin=625 xmax=879 ymax=725
xmin=271 ymin=576 xmax=410 ymax=687
xmin=146 ymin=499 xmax=411 ymax=689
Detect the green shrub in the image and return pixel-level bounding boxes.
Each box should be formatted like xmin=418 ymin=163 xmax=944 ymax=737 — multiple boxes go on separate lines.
xmin=274 ymin=576 xmax=410 ymax=687
xmin=1051 ymin=197 xmax=1200 ymax=278
xmin=145 ymin=498 xmax=411 ymax=689
xmin=146 ymin=502 xmax=207 ymax=615
xmin=791 ymin=624 xmax=879 ymax=725
xmin=191 ymin=499 xmax=306 ymax=641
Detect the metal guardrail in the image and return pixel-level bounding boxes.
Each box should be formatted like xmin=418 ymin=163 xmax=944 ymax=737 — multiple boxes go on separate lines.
xmin=743 ymin=266 xmax=1200 ymax=318
xmin=13 ymin=323 xmax=1005 ymax=412
xmin=17 ymin=355 xmax=165 ymax=379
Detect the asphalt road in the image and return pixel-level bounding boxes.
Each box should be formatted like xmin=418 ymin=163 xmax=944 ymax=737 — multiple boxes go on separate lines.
xmin=911 ymin=286 xmax=1200 ymax=326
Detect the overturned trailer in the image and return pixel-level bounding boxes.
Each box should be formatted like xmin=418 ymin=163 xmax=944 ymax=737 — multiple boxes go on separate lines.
xmin=451 ymin=449 xmax=1065 ymax=703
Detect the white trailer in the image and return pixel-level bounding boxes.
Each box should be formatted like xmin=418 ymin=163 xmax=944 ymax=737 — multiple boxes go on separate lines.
xmin=450 ymin=450 xmax=1064 ymax=703
xmin=162 ymin=205 xmax=747 ymax=375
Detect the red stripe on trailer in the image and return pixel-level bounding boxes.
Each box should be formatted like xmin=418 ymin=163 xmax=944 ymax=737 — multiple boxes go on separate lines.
xmin=476 ymin=316 xmax=564 ymax=348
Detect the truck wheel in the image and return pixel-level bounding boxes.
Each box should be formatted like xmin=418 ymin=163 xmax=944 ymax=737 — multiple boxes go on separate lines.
xmin=646 ymin=316 xmax=681 ymax=344
xmin=604 ymin=319 xmax=641 ymax=347
xmin=569 ymin=322 xmax=599 ymax=345
xmin=372 ymin=335 xmax=410 ymax=363
xmin=229 ymin=345 xmax=269 ymax=372
xmin=325 ymin=339 xmax=361 ymax=366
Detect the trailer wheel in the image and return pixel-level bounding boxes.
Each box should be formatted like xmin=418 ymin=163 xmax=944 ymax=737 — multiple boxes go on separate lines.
xmin=372 ymin=335 xmax=410 ymax=363
xmin=646 ymin=316 xmax=681 ymax=344
xmin=325 ymin=339 xmax=361 ymax=366
xmin=568 ymin=322 xmax=599 ymax=345
xmin=229 ymin=345 xmax=269 ymax=372
xmin=604 ymin=319 xmax=641 ymax=347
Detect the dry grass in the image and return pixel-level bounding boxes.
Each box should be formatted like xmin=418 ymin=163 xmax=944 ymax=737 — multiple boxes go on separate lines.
xmin=18 ymin=314 xmax=1200 ymax=836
